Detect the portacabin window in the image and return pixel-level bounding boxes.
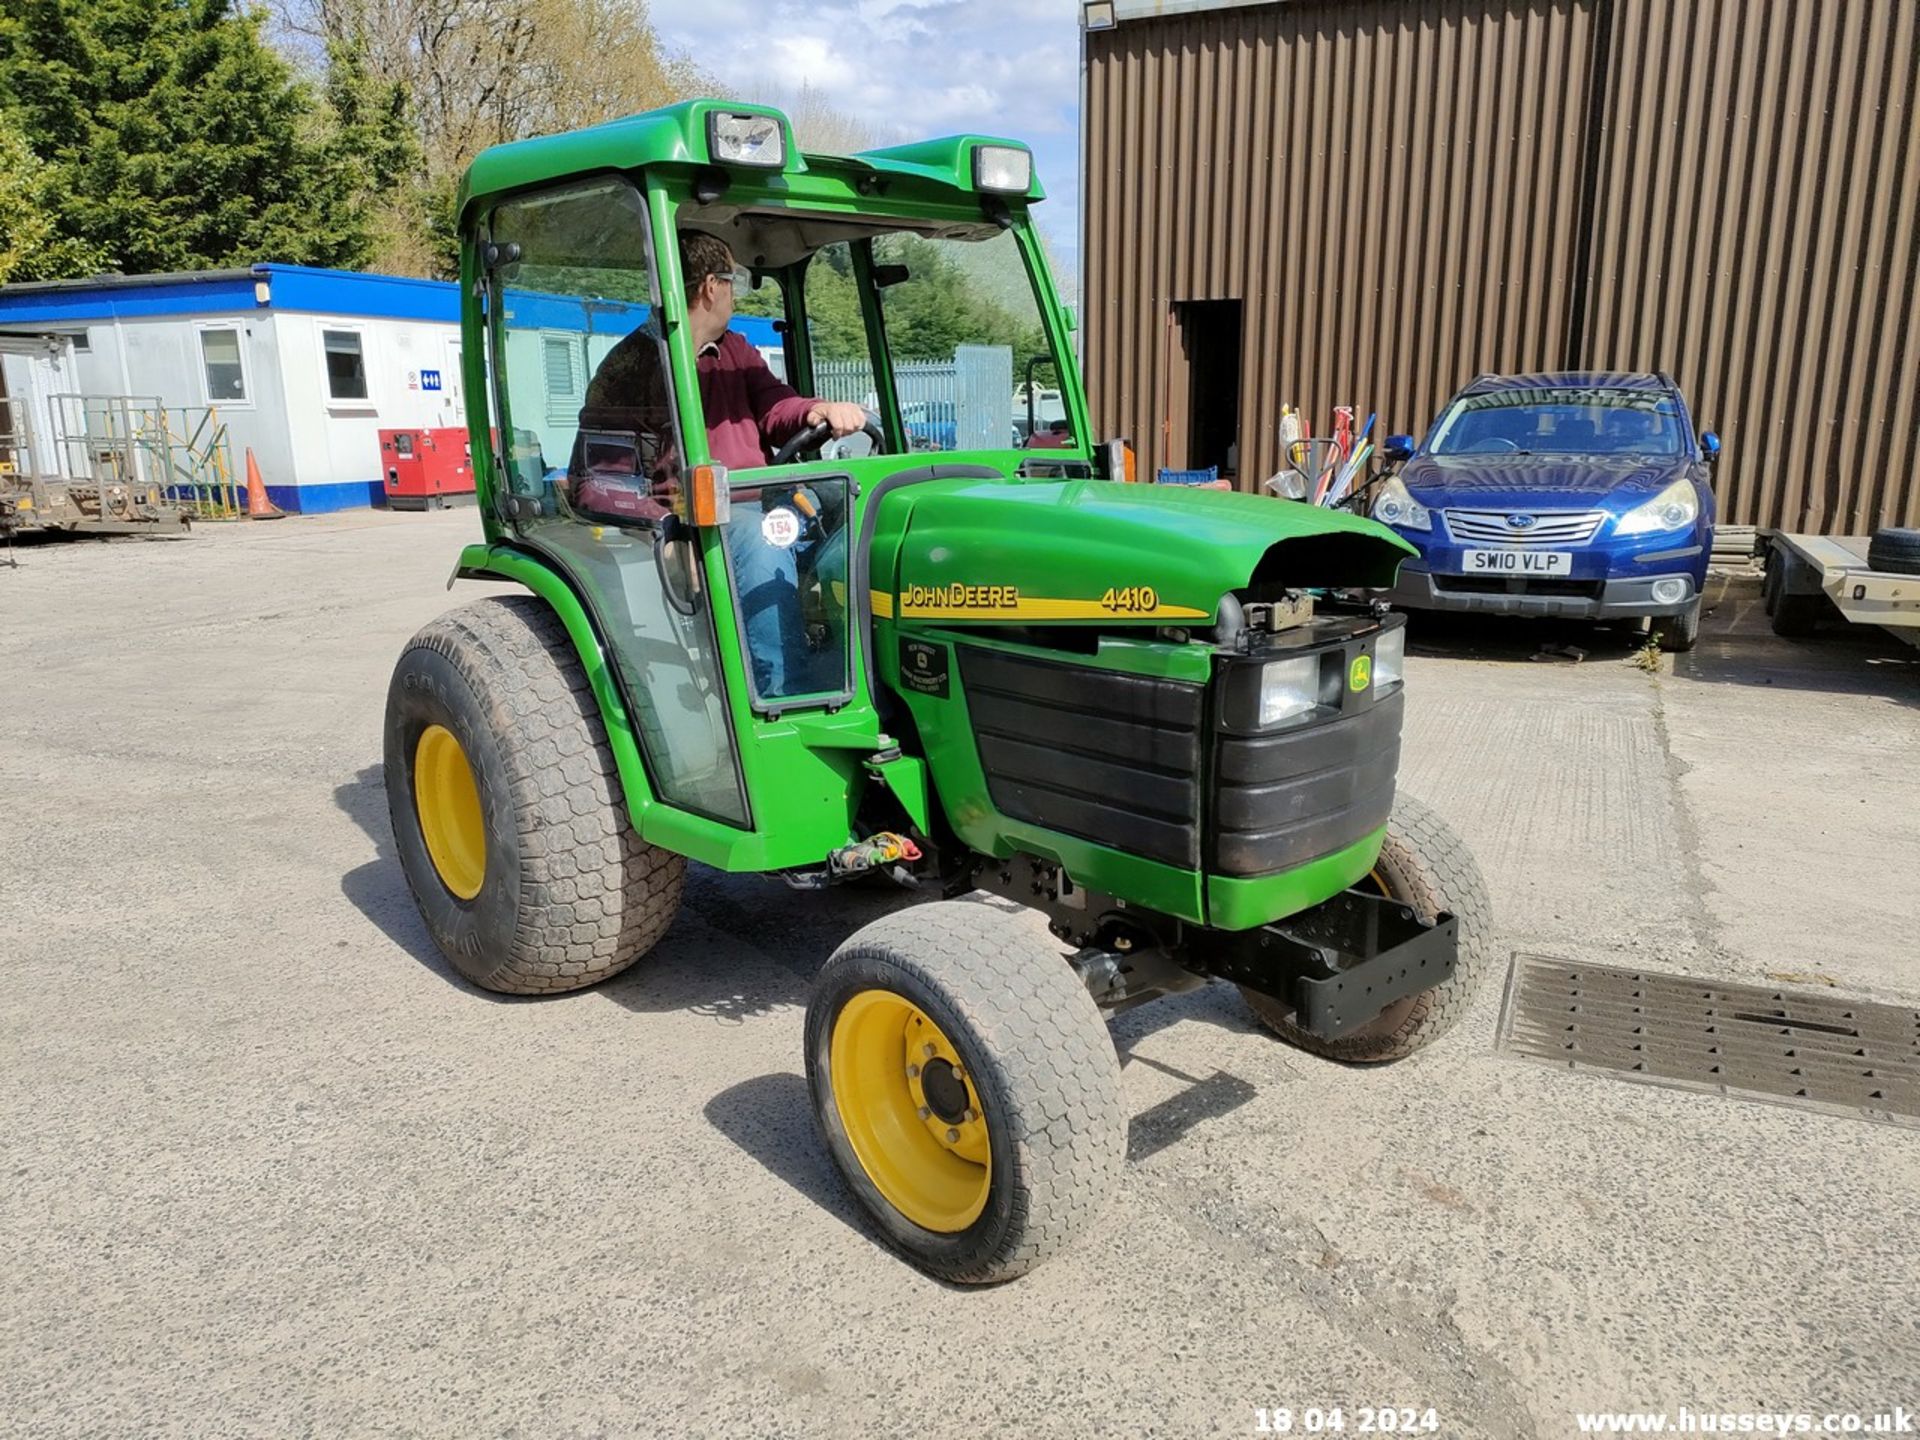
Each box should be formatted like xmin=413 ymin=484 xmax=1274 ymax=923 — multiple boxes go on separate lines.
xmin=198 ymin=326 xmax=249 ymax=405
xmin=322 ymin=328 xmax=370 ymax=403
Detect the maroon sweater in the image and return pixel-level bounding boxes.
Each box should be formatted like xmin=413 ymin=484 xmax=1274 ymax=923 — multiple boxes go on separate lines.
xmin=696 ymin=331 xmax=817 ymax=470
xmin=571 ymin=327 xmax=818 ymax=519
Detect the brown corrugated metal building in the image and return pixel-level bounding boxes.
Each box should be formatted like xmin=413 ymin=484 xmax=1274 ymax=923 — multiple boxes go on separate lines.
xmin=1080 ymin=0 xmax=1920 ymax=533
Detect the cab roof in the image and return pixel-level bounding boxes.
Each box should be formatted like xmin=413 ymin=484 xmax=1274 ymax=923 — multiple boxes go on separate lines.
xmin=457 ymin=98 xmax=1045 ymax=221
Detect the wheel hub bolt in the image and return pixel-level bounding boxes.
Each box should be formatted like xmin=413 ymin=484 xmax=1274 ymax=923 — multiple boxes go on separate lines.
xmin=918 ymin=1106 xmax=931 ymax=1120
xmin=946 ymin=1128 xmax=961 ymax=1143
xmin=922 ymin=1043 xmax=936 ymax=1059
xmin=962 ymin=1108 xmax=977 ymax=1123
xmin=906 ymin=1063 xmax=921 ymax=1078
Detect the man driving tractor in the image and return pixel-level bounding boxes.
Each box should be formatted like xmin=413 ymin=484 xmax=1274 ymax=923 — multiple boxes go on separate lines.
xmin=577 ymin=230 xmax=868 ymax=696
xmin=581 ymin=229 xmax=867 ymax=469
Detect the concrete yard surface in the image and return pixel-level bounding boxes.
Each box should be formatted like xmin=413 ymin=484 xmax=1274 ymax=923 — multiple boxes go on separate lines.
xmin=3 ymin=514 xmax=1916 ymax=1438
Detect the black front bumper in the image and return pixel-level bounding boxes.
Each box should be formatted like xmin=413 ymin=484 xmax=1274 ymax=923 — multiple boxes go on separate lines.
xmin=1190 ymin=887 xmax=1458 ymax=1037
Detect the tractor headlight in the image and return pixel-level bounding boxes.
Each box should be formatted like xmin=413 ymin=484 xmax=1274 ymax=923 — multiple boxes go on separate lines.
xmin=1374 ymin=625 xmax=1406 ymax=687
xmin=1259 ymin=656 xmax=1320 ymax=726
xmin=1615 ymin=478 xmax=1699 ymax=536
xmin=1371 ymin=475 xmax=1432 ymax=532
xmin=707 ymin=111 xmax=785 ymax=168
xmin=973 ymin=144 xmax=1033 ymax=194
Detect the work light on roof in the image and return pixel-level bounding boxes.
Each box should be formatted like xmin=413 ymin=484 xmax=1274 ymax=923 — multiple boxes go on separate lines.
xmin=708 ymin=111 xmax=785 ymax=168
xmin=973 ymin=145 xmax=1032 ymax=194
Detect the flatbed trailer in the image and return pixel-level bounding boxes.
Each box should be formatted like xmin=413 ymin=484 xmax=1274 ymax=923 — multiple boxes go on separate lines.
xmin=1763 ymin=531 xmax=1920 ymax=647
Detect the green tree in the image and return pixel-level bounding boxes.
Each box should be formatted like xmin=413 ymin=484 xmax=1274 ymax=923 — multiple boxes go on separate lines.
xmin=320 ymin=34 xmax=432 ymax=274
xmin=0 ymin=0 xmax=372 ymax=280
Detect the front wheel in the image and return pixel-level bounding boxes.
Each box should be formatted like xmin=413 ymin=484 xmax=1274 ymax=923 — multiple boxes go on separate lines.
xmin=1658 ymin=597 xmax=1702 ymax=653
xmin=1241 ymin=793 xmax=1492 ymax=1063
xmin=806 ymin=902 xmax=1126 ymax=1284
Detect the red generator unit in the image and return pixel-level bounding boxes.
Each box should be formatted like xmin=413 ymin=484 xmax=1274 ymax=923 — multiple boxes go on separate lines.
xmin=379 ymin=427 xmax=476 ymax=511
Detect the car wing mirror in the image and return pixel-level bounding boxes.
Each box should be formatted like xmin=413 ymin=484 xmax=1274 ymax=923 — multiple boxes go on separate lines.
xmin=1701 ymin=430 xmax=1721 ymax=462
xmin=1380 ymin=433 xmax=1416 ymax=465
xmin=871 ymin=264 xmax=910 ymax=288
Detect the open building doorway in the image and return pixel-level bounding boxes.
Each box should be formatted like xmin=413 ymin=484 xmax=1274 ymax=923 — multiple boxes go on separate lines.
xmin=1173 ymin=299 xmax=1242 ymax=483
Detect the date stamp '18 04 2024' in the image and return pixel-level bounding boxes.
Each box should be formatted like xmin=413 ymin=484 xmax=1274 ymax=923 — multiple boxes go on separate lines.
xmin=1255 ymin=1408 xmax=1442 ymax=1435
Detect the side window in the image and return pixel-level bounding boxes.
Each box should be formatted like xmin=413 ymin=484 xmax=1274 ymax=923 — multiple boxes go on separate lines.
xmin=322 ymin=329 xmax=369 ymax=403
xmin=490 ymin=180 xmax=682 ymax=526
xmin=198 ymin=327 xmax=248 ymax=404
xmin=485 ymin=179 xmax=748 ymax=827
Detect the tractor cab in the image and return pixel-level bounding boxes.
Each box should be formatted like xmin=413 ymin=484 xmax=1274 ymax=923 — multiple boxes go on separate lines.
xmin=460 ymin=101 xmax=1091 ymax=851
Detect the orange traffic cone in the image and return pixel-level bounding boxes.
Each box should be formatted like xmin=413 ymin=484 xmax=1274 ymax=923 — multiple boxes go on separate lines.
xmin=244 ymin=447 xmax=285 ymax=520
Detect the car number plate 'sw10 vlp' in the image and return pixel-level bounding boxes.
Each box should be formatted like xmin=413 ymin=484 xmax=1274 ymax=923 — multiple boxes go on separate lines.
xmin=1462 ymin=549 xmax=1574 ymax=575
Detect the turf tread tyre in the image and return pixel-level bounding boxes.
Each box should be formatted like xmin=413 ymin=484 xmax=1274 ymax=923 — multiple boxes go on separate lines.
xmin=1866 ymin=526 xmax=1920 ymax=576
xmin=807 ymin=901 xmax=1125 ymax=1284
xmin=1241 ymin=793 xmax=1492 ymax=1063
xmin=1659 ymin=597 xmax=1702 ymax=653
xmin=384 ymin=594 xmax=683 ymax=994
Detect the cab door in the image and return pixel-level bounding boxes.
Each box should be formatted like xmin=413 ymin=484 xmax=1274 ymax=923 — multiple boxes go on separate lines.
xmin=482 ymin=176 xmax=749 ymax=826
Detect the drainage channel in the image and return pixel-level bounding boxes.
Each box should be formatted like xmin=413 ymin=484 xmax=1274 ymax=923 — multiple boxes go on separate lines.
xmin=1498 ymin=955 xmax=1920 ymax=1127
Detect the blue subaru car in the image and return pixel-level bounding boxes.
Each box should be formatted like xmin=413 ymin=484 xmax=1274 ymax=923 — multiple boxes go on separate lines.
xmin=1371 ymin=372 xmax=1718 ymax=650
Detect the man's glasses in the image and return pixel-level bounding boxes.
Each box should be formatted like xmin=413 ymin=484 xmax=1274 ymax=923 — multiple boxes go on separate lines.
xmin=713 ymin=266 xmax=750 ymax=296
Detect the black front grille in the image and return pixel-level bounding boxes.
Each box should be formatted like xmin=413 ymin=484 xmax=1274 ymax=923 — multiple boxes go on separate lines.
xmin=959 ymin=648 xmax=1204 ymax=868
xmin=1212 ymin=689 xmax=1402 ymax=874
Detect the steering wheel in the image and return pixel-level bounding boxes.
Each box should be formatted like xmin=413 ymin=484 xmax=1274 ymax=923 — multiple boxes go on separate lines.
xmin=1464 ymin=437 xmax=1521 ymax=454
xmin=771 ymin=416 xmax=886 ymax=466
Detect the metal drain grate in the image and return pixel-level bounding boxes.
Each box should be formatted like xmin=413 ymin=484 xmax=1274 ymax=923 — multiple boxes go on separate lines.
xmin=1498 ymin=955 xmax=1920 ymax=1127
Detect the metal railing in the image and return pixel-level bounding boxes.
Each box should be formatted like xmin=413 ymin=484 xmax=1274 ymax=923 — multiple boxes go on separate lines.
xmin=47 ymin=394 xmax=241 ymax=518
xmin=813 ymin=346 xmax=1014 ymax=451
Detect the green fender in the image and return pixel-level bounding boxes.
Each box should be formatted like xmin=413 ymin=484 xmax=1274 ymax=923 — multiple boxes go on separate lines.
xmin=453 ymin=542 xmax=660 ymax=826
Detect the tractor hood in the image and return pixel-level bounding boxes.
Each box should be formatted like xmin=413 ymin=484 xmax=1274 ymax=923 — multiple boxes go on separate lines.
xmin=876 ymin=476 xmax=1415 ymax=626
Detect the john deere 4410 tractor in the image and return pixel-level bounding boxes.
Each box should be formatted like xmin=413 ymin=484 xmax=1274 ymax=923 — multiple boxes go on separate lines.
xmin=385 ymin=100 xmax=1491 ymax=1284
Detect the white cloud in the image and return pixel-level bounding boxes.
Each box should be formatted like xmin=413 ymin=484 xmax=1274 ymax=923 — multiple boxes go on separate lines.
xmin=651 ymin=0 xmax=1083 ymax=275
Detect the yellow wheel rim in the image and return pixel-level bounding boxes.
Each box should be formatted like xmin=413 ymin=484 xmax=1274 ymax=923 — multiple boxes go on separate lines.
xmin=414 ymin=724 xmax=486 ymax=901
xmin=829 ymin=990 xmax=991 ymax=1233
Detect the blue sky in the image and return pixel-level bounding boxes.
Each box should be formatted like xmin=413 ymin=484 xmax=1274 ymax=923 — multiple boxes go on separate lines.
xmin=651 ymin=0 xmax=1083 ymax=284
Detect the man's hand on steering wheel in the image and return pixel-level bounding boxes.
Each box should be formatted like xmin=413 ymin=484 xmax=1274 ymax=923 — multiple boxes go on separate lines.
xmin=771 ymin=405 xmax=886 ymax=465
xmin=805 ymin=401 xmax=868 ymax=437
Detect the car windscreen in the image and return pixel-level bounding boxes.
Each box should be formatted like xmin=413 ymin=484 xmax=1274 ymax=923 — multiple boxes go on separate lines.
xmin=1427 ymin=388 xmax=1688 ymax=458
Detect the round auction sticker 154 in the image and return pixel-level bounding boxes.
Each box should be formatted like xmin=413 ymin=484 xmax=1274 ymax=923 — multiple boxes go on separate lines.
xmin=761 ymin=506 xmax=802 ymax=548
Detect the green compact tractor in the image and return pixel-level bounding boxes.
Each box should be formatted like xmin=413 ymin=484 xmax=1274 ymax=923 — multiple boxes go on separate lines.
xmin=384 ymin=100 xmax=1491 ymax=1283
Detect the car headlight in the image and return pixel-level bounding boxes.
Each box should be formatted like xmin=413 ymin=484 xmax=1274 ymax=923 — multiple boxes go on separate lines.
xmin=1373 ymin=625 xmax=1405 ymax=687
xmin=1371 ymin=475 xmax=1432 ymax=532
xmin=1615 ymin=478 xmax=1699 ymax=536
xmin=1259 ymin=656 xmax=1320 ymax=726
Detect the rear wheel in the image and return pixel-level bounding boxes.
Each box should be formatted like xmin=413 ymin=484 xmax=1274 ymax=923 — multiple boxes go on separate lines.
xmin=1240 ymin=793 xmax=1492 ymax=1063
xmin=383 ymin=595 xmax=684 ymax=993
xmin=806 ymin=902 xmax=1125 ymax=1283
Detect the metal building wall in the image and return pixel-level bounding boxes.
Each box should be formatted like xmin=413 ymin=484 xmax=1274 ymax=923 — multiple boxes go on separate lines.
xmin=1581 ymin=0 xmax=1920 ymax=531
xmin=1084 ymin=0 xmax=1920 ymax=531
xmin=1084 ymin=0 xmax=1601 ymax=493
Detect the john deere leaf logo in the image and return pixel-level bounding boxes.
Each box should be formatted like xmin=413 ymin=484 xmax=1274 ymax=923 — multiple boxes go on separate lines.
xmin=1350 ymin=654 xmax=1372 ymax=691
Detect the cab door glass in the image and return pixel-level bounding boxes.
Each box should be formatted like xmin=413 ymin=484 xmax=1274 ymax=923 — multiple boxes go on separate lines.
xmin=487 ymin=178 xmax=748 ymax=826
xmin=721 ymin=473 xmax=853 ymax=708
